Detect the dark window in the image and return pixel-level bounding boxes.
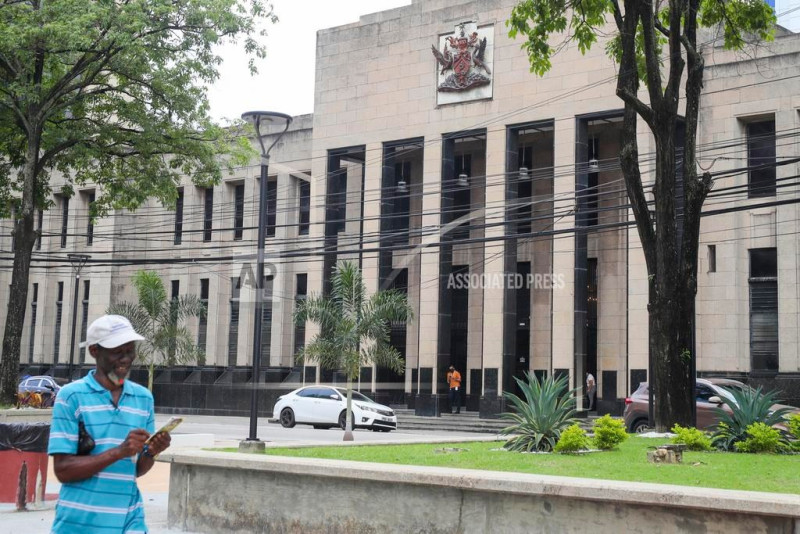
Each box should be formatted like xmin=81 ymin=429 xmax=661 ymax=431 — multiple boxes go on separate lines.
xmin=587 ymin=137 xmax=599 ymax=226
xmin=452 ymin=154 xmax=471 ymax=237
xmin=747 ymin=120 xmax=776 ymax=198
xmin=260 ymin=275 xmax=274 ymax=363
xmin=228 ymin=277 xmax=241 ymax=367
xmin=174 ymin=189 xmax=184 ymax=245
xmin=28 ymin=283 xmax=38 ymax=363
xmin=749 ymin=248 xmax=778 ymax=371
xmin=54 ymin=281 xmax=64 ymax=362
xmin=198 ymin=278 xmax=209 ymax=353
xmin=294 ymin=274 xmax=308 ymax=357
xmin=171 ymin=280 xmax=180 ymax=300
xmin=267 ymin=177 xmax=277 ymax=238
xmin=168 ymin=280 xmax=179 ymax=363
xmin=79 ymin=280 xmax=90 ymax=363
xmin=708 ymin=245 xmax=716 ymax=273
xmin=60 ymin=198 xmax=69 ymax=248
xmin=86 ymin=192 xmax=95 ymax=245
xmin=203 ymin=188 xmax=214 ymax=241
xmin=299 ymin=180 xmax=310 ymax=236
xmin=35 ymin=209 xmax=43 ymax=250
xmin=394 ymin=162 xmax=411 ymax=243
xmin=696 ymin=384 xmax=716 ymax=402
xmin=517 ymin=146 xmax=533 ymax=235
xmin=297 ymin=388 xmax=315 ymax=398
xmin=234 ymin=184 xmax=245 ymax=240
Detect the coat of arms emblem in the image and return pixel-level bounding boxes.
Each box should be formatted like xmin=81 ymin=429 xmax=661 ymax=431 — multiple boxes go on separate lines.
xmin=432 ymin=22 xmax=492 ymax=93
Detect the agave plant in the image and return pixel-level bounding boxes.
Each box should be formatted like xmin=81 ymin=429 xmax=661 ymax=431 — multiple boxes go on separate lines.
xmin=711 ymin=386 xmax=793 ymax=451
xmin=500 ymin=372 xmax=577 ymax=452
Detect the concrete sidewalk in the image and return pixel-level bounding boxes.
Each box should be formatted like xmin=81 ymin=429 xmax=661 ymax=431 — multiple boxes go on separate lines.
xmin=1 ymin=436 xmax=213 ymax=533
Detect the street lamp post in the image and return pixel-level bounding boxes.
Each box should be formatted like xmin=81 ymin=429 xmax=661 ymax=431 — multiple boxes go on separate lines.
xmin=239 ymin=111 xmax=292 ymax=453
xmin=67 ymin=253 xmax=91 ymax=381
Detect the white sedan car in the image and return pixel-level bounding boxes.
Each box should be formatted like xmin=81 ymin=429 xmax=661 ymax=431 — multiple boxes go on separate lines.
xmin=272 ymin=386 xmax=397 ymax=432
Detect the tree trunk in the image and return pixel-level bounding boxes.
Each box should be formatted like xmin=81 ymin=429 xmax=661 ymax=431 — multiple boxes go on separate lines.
xmin=650 ymin=290 xmax=694 ymax=431
xmin=343 ymin=377 xmax=354 ymax=442
xmin=0 ymin=154 xmax=39 ymax=405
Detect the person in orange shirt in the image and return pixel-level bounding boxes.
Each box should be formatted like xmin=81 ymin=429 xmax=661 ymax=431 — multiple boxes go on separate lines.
xmin=446 ymin=365 xmax=462 ymax=414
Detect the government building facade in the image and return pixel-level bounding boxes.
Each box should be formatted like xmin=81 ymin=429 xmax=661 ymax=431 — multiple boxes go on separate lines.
xmin=3 ymin=0 xmax=800 ymax=415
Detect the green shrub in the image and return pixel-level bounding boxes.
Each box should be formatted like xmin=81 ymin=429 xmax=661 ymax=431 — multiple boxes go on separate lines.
xmin=501 ymin=372 xmax=577 ymax=452
xmin=592 ymin=414 xmax=628 ymax=450
xmin=788 ymin=414 xmax=800 ymax=441
xmin=711 ymin=386 xmax=793 ymax=451
xmin=671 ymin=424 xmax=712 ymax=451
xmin=554 ymin=424 xmax=591 ymax=453
xmin=734 ymin=422 xmax=787 ymax=453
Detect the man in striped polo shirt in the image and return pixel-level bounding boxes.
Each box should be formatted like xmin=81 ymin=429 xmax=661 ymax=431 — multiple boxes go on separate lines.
xmin=48 ymin=314 xmax=172 ymax=533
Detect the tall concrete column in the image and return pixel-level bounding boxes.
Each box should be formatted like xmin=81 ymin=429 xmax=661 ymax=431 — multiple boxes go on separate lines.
xmin=552 ymin=118 xmax=576 ymax=384
xmin=481 ymin=128 xmax=507 ymax=415
xmin=415 ymin=142 xmax=443 ymax=415
xmin=361 ymin=143 xmax=383 ymax=392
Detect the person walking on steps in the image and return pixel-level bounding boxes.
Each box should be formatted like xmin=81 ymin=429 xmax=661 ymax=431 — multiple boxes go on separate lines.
xmin=447 ymin=365 xmax=462 ymax=414
xmin=586 ymin=371 xmax=596 ymax=411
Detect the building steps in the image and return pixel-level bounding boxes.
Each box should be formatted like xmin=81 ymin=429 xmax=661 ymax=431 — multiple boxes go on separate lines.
xmin=392 ymin=408 xmax=601 ymax=434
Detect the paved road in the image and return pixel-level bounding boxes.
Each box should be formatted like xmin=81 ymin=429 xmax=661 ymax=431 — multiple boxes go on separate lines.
xmin=168 ymin=414 xmax=499 ymax=446
xmin=1 ymin=415 xmax=498 ymax=533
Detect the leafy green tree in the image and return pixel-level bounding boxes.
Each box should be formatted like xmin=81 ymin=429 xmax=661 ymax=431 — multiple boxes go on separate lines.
xmin=0 ymin=0 xmax=275 ymax=403
xmin=294 ymin=261 xmax=413 ymax=441
xmin=107 ymin=270 xmax=206 ymax=391
xmin=508 ymin=0 xmax=775 ymax=430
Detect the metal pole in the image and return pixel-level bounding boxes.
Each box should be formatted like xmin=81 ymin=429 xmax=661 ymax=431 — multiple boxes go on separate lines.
xmin=239 ymin=111 xmax=291 ymax=451
xmin=68 ymin=271 xmax=80 ymax=381
xmin=247 ymin=153 xmax=269 ymax=442
xmin=66 ymin=254 xmax=89 ymax=381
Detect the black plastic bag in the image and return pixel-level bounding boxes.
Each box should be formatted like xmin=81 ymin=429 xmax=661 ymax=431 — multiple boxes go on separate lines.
xmin=0 ymin=423 xmax=50 ymax=452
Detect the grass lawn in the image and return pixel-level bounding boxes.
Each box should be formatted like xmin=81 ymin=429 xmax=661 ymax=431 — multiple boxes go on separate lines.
xmin=229 ymin=437 xmax=800 ymax=495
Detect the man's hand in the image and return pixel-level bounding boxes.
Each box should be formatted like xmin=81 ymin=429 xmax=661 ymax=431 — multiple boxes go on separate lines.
xmin=146 ymin=431 xmax=172 ymax=456
xmin=117 ymin=429 xmax=150 ymax=458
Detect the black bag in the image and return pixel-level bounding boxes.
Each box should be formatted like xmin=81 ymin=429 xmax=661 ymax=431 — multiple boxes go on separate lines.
xmin=77 ymin=421 xmax=95 ymax=456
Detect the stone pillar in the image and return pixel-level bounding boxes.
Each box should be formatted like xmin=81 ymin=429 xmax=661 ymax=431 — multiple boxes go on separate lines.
xmin=552 ymin=118 xmax=576 ymax=388
xmin=415 ymin=142 xmax=443 ymax=415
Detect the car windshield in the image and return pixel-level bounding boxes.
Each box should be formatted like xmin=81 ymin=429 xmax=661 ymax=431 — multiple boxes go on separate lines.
xmin=336 ymin=389 xmax=374 ymax=403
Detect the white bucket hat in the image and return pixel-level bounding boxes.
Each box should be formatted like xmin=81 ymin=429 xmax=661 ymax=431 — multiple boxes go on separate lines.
xmin=80 ymin=314 xmax=145 ymax=348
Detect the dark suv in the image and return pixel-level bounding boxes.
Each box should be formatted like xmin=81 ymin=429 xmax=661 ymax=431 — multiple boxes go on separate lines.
xmin=623 ymin=378 xmax=799 ymax=433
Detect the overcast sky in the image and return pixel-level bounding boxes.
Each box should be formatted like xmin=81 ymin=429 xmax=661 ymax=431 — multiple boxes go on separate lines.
xmin=207 ymin=0 xmax=412 ymax=123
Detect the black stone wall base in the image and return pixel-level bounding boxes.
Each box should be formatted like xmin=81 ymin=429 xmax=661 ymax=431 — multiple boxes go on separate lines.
xmin=406 ymin=395 xmax=416 ymax=410
xmin=414 ymin=394 xmax=440 ymax=416
xmin=479 ymin=396 xmax=504 ymax=418
xmin=596 ymin=399 xmax=624 ymax=416
xmin=466 ymin=394 xmax=480 ymax=412
xmin=372 ymin=392 xmax=392 ymax=407
xmin=215 ymin=369 xmax=251 ymax=384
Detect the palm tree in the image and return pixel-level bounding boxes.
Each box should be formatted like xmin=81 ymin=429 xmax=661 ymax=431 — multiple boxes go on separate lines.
xmin=108 ymin=270 xmax=206 ymax=390
xmin=294 ymin=261 xmax=413 ymax=441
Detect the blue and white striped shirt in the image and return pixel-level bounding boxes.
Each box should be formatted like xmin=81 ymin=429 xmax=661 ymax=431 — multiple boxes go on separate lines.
xmin=48 ymin=370 xmax=155 ymax=533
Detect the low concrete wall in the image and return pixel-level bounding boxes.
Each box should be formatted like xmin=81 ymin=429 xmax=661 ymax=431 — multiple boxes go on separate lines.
xmin=163 ymin=450 xmax=800 ymax=534
xmin=0 ymin=409 xmax=52 ymax=423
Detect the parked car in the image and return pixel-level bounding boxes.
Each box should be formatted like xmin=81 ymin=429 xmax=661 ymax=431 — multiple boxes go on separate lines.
xmin=17 ymin=375 xmax=64 ymax=407
xmin=623 ymin=378 xmax=800 ymax=433
xmin=272 ymin=386 xmax=397 ymax=432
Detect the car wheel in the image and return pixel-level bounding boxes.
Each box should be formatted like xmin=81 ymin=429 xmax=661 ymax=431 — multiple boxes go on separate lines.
xmin=631 ymin=419 xmax=651 ymax=434
xmin=279 ymin=408 xmax=296 ymax=428
xmin=338 ymin=411 xmax=353 ymax=430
